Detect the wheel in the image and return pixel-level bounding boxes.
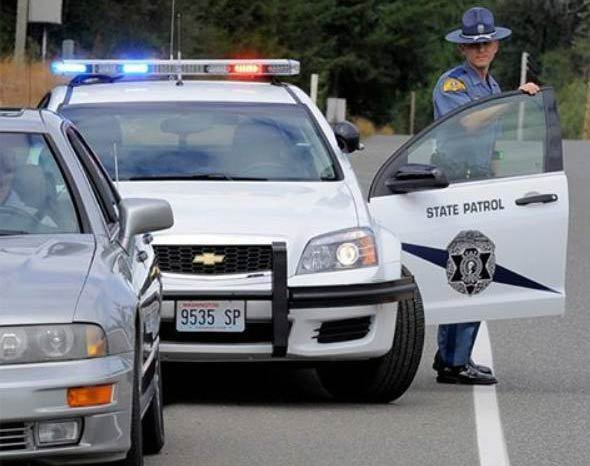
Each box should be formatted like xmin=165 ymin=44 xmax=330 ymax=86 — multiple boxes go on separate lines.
xmin=317 ymin=266 xmax=425 ymax=403
xmin=111 ymin=326 xmax=143 ymax=466
xmin=142 ymin=351 xmax=165 ymax=454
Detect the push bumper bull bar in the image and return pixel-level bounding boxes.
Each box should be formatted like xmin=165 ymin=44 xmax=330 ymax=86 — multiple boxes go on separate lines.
xmin=165 ymin=242 xmax=416 ymax=357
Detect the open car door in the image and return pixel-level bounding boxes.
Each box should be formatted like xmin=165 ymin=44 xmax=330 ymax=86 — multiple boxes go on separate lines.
xmin=368 ymin=89 xmax=568 ymax=324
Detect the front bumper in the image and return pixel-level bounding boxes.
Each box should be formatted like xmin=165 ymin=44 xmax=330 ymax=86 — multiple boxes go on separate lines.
xmin=159 ymin=242 xmax=415 ymax=361
xmin=0 ymin=353 xmax=134 ymax=465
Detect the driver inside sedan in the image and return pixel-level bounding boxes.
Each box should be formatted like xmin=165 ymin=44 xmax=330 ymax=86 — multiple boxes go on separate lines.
xmin=0 ymin=148 xmax=26 ymax=210
xmin=0 ymin=137 xmax=59 ymax=232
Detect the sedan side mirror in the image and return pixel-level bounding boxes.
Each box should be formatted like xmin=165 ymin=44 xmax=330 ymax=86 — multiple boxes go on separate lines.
xmin=118 ymin=198 xmax=174 ymax=251
xmin=385 ymin=163 xmax=449 ymax=194
xmin=332 ymin=121 xmax=365 ymax=154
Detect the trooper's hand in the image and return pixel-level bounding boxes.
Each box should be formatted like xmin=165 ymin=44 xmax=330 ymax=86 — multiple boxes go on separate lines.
xmin=519 ymin=82 xmax=540 ymax=95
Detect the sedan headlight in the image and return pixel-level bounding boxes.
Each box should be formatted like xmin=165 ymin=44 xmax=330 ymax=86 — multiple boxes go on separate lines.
xmin=297 ymin=228 xmax=378 ymax=274
xmin=0 ymin=324 xmax=107 ymax=365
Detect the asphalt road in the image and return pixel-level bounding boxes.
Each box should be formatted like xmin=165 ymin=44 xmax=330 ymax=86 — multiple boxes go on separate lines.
xmin=151 ymin=135 xmax=589 ymax=466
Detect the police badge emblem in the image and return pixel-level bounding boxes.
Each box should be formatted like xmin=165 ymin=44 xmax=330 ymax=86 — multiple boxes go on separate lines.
xmin=446 ymin=230 xmax=496 ymax=296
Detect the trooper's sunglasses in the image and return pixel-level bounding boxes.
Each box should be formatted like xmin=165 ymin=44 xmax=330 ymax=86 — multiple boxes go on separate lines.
xmin=461 ymin=41 xmax=497 ymax=50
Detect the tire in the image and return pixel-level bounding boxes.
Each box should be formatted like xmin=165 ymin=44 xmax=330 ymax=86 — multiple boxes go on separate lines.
xmin=317 ymin=266 xmax=425 ymax=403
xmin=112 ymin=326 xmax=143 ymax=466
xmin=142 ymin=351 xmax=165 ymax=455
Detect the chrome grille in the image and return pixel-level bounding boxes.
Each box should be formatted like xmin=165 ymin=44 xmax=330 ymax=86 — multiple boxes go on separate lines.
xmin=0 ymin=422 xmax=33 ymax=452
xmin=154 ymin=245 xmax=273 ymax=275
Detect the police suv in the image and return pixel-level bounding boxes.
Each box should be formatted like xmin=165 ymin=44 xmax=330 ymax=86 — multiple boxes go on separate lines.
xmin=44 ymin=59 xmax=569 ymax=402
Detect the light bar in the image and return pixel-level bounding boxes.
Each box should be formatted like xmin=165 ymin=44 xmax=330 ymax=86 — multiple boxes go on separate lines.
xmin=51 ymin=59 xmax=300 ymax=77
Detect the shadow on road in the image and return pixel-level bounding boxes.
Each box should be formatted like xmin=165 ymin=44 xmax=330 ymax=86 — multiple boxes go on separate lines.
xmin=162 ymin=363 xmax=335 ymax=406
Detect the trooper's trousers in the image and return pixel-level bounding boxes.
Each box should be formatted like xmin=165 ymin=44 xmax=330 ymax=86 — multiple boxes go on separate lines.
xmin=437 ymin=322 xmax=481 ymax=367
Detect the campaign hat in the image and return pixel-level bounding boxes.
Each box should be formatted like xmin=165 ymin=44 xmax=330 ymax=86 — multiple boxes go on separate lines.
xmin=445 ymin=7 xmax=511 ymax=44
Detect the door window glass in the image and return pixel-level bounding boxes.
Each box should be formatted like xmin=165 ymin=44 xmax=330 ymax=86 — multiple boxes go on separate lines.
xmin=67 ymin=128 xmax=119 ymax=226
xmin=403 ymin=93 xmax=546 ymax=182
xmin=0 ymin=133 xmax=80 ymax=234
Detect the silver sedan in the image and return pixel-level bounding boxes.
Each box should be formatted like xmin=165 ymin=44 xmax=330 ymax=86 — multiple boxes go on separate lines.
xmin=0 ymin=109 xmax=173 ymax=465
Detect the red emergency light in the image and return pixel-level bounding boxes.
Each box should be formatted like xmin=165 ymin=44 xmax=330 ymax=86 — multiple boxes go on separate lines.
xmin=232 ymin=63 xmax=262 ymax=74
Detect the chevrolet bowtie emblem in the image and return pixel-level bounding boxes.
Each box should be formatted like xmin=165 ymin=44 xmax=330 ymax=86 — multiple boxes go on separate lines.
xmin=193 ymin=253 xmax=225 ymax=266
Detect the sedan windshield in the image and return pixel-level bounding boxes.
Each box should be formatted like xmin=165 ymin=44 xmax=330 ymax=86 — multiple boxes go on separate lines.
xmin=61 ymin=102 xmax=339 ymax=182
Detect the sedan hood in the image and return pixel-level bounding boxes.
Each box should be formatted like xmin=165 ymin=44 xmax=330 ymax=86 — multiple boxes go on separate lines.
xmin=0 ymin=235 xmax=95 ymax=325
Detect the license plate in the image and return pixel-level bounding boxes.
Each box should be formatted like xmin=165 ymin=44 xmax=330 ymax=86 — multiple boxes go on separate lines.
xmin=176 ymin=300 xmax=245 ymax=332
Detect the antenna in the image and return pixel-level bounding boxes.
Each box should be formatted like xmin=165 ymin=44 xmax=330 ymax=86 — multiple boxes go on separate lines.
xmin=169 ymin=0 xmax=175 ymax=60
xmin=176 ymin=12 xmax=183 ymax=84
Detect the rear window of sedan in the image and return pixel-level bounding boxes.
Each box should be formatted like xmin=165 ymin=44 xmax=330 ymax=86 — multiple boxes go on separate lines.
xmin=0 ymin=133 xmax=80 ymax=235
xmin=61 ymin=102 xmax=340 ymax=182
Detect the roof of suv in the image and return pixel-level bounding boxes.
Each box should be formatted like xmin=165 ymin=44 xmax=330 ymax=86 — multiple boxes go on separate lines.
xmin=58 ymin=80 xmax=299 ymax=106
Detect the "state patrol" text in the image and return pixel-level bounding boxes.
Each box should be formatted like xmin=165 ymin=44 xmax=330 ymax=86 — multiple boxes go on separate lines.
xmin=426 ymin=198 xmax=505 ymax=218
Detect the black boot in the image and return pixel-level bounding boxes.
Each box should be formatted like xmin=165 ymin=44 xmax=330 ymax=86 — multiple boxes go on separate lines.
xmin=469 ymin=358 xmax=492 ymax=375
xmin=433 ymin=351 xmax=493 ymax=375
xmin=436 ymin=365 xmax=498 ymax=385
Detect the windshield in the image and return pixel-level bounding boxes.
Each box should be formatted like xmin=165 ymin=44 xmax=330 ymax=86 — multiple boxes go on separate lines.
xmin=61 ymin=102 xmax=339 ymax=182
xmin=0 ymin=133 xmax=80 ymax=235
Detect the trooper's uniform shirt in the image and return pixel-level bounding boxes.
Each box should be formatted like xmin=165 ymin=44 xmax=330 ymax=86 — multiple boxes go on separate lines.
xmin=432 ymin=62 xmax=501 ymax=368
xmin=433 ymin=62 xmax=501 ymax=118
xmin=432 ymin=62 xmax=502 ymax=181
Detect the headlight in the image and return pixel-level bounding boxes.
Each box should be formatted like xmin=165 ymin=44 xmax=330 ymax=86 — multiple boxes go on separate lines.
xmin=297 ymin=228 xmax=378 ymax=274
xmin=0 ymin=324 xmax=107 ymax=365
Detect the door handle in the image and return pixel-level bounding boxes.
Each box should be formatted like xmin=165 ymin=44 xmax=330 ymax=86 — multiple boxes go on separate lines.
xmin=515 ymin=193 xmax=558 ymax=206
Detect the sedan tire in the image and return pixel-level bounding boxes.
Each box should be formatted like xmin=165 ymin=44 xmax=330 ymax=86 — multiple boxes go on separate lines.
xmin=142 ymin=352 xmax=165 ymax=455
xmin=112 ymin=328 xmax=143 ymax=466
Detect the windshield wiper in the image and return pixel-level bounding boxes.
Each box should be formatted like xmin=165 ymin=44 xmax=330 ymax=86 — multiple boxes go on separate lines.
xmin=128 ymin=173 xmax=268 ymax=181
xmin=129 ymin=173 xmax=232 ymax=181
xmin=0 ymin=229 xmax=29 ymax=236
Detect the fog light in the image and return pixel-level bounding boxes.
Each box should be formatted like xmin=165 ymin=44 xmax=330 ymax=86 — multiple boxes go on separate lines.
xmin=36 ymin=419 xmax=81 ymax=446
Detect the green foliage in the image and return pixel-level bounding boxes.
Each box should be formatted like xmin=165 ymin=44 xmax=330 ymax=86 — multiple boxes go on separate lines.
xmin=556 ymin=79 xmax=587 ymax=139
xmin=0 ymin=1 xmax=16 ymax=56
xmin=0 ymin=0 xmax=588 ymax=137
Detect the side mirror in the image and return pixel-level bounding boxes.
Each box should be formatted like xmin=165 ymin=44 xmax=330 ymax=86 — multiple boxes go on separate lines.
xmin=118 ymin=198 xmax=174 ymax=251
xmin=332 ymin=121 xmax=365 ymax=154
xmin=385 ymin=163 xmax=449 ymax=194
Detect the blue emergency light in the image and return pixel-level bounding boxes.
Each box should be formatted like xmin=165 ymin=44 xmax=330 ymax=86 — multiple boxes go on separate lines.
xmin=51 ymin=62 xmax=88 ymax=74
xmin=50 ymin=59 xmax=300 ymax=77
xmin=121 ymin=63 xmax=149 ymax=74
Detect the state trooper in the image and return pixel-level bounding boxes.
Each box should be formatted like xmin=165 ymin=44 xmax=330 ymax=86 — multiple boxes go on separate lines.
xmin=431 ymin=6 xmax=539 ymax=385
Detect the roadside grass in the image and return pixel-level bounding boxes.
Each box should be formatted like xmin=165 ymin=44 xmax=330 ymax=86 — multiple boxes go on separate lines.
xmin=351 ymin=116 xmax=395 ymax=139
xmin=0 ymin=59 xmax=65 ymax=108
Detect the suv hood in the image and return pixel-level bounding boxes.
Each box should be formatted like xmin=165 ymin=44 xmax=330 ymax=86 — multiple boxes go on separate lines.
xmin=119 ymin=181 xmax=359 ymax=275
xmin=0 ymin=235 xmax=95 ymax=325
xmin=118 ymin=181 xmax=359 ymax=239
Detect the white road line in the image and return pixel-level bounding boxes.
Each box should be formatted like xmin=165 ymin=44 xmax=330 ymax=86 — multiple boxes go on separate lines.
xmin=472 ymin=321 xmax=511 ymax=466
